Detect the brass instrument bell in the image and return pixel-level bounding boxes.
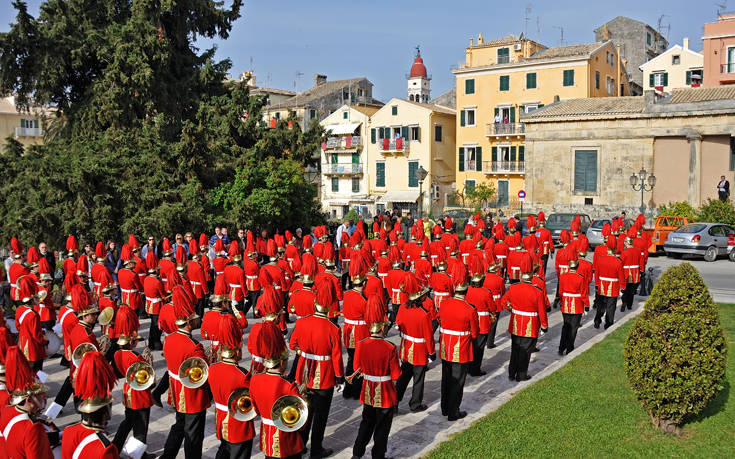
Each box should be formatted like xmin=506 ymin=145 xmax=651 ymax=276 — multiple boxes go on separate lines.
xmin=71 ymin=342 xmax=98 ymax=367
xmin=98 ymin=306 xmax=115 ymax=326
xmin=227 ymin=387 xmax=256 ymax=421
xmin=178 ymin=356 xmax=209 ymax=389
xmin=126 ymin=361 xmax=156 ymax=391
xmin=270 ymin=394 xmax=308 ymax=432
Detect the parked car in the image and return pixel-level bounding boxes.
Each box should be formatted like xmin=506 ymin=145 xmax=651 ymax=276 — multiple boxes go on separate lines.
xmin=586 ymin=219 xmax=611 ymax=247
xmin=546 ymin=213 xmax=592 ymax=245
xmin=642 ymin=216 xmax=692 ymax=253
xmin=663 ymin=222 xmax=735 ymax=262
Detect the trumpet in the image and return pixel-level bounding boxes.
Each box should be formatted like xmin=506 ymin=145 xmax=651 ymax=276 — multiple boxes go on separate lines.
xmin=270 ymin=394 xmax=308 ymax=432
xmin=227 ymin=387 xmax=256 ymax=421
xmin=71 ymin=342 xmax=98 ymax=367
xmin=126 ymin=361 xmax=156 ymax=391
xmin=178 ymin=356 xmax=209 ymax=389
xmin=98 ymin=306 xmax=115 ymax=326
xmin=344 ymin=369 xmax=363 ymax=384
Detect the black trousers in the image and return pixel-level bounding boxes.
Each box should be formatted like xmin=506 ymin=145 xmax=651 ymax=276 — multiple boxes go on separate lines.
xmin=152 ymin=372 xmax=170 ymax=401
xmin=487 ymin=311 xmax=501 ymax=347
xmin=341 ymin=272 xmax=351 ymax=292
xmin=541 ymin=254 xmax=549 ymax=277
xmin=148 ymin=314 xmax=162 ymax=349
xmin=594 ymin=296 xmax=617 ymax=329
xmin=621 ymin=282 xmax=639 ymax=309
xmin=195 ymin=298 xmax=206 ymax=321
xmin=509 ymin=335 xmax=536 ymax=380
xmin=161 ymin=410 xmax=206 ymax=459
xmin=287 ymin=353 xmax=301 ymax=382
xmin=216 ymin=439 xmax=253 ymax=459
xmin=105 ymin=340 xmax=119 ymax=363
xmin=559 ymin=313 xmax=582 ymax=354
xmin=388 ymin=303 xmax=400 ymax=324
xmin=31 ymin=360 xmax=43 ymax=372
xmin=343 ymin=348 xmax=361 ymax=399
xmin=469 ymin=334 xmax=488 ymax=375
xmin=300 ymin=388 xmax=333 ymax=455
xmin=440 ymin=361 xmax=468 ymax=418
xmin=54 ymin=376 xmax=74 ymax=407
xmin=395 ymin=361 xmax=426 ymax=411
xmin=246 ymin=290 xmax=260 ymax=317
xmin=352 ymin=404 xmax=394 ymax=459
xmin=266 ymin=454 xmax=302 ymax=459
xmin=112 ymin=407 xmax=150 ymax=452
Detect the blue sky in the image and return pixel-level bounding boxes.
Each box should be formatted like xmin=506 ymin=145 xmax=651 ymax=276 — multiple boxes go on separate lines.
xmin=1 ymin=0 xmax=721 ymax=101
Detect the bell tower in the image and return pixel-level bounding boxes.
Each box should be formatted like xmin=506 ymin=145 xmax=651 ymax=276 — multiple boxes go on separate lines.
xmin=407 ymin=46 xmax=431 ymax=103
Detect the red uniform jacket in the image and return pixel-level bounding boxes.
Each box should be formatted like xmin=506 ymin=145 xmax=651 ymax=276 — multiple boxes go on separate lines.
xmin=249 ymin=372 xmax=304 ymax=458
xmin=482 ymin=272 xmax=506 ymax=304
xmin=35 ymin=287 xmax=56 ymax=323
xmin=578 ymin=258 xmax=593 ymax=290
xmin=500 ymin=282 xmax=548 ymax=338
xmin=288 ymin=288 xmax=315 ymax=319
xmin=413 ymin=258 xmax=432 ymax=285
xmin=186 ymin=260 xmax=208 ymax=299
xmin=158 ymin=303 xmax=178 ymax=335
xmin=8 ymin=263 xmax=30 ymax=301
xmin=532 ymin=275 xmax=551 ymax=311
xmin=243 ymin=259 xmax=261 ymax=292
xmin=16 ymin=306 xmax=46 ymax=362
xmin=507 ymin=250 xmax=532 ymax=281
xmin=113 ymin=349 xmax=154 ymax=410
xmin=99 ymin=297 xmax=118 ymax=338
xmin=633 ymin=236 xmax=650 ymax=265
xmin=354 ymin=336 xmax=402 ymax=408
xmin=314 ymin=272 xmax=342 ymax=318
xmin=199 ymin=254 xmax=212 ymax=282
xmin=0 ymin=405 xmax=53 ymax=459
xmin=363 ymin=274 xmax=385 ymax=300
xmin=555 ymin=246 xmax=571 ymax=275
xmin=429 ymin=272 xmax=452 ymax=310
xmin=208 ymin=361 xmax=256 ymax=444
xmin=224 ymin=264 xmax=247 ymax=303
xmin=595 ymin=255 xmax=626 ymax=297
xmin=90 ymin=263 xmax=109 ymax=297
xmin=376 ymin=257 xmax=391 ymax=282
xmin=158 ymin=258 xmax=175 ymax=285
xmin=621 ymin=247 xmax=644 ymax=284
xmin=465 ymin=286 xmax=496 ymax=334
xmin=437 ymin=297 xmax=479 ymax=363
xmin=493 ymin=242 xmax=509 ymax=268
xmin=68 ymin=322 xmax=98 ymax=380
xmin=143 ymin=275 xmax=164 ymax=315
xmin=458 ymin=240 xmax=475 ymax=265
xmin=341 ymin=289 xmax=368 ymax=349
xmin=384 ymin=269 xmax=407 ymax=305
xmin=285 ymin=245 xmax=300 ymax=270
xmin=277 ymin=259 xmax=293 ymax=290
xmin=395 ymin=304 xmax=435 ymax=365
xmin=63 ymin=258 xmax=77 ymax=277
xmin=164 ymin=330 xmax=211 ymax=413
xmin=61 ymin=422 xmax=117 ymax=459
xmin=558 ymin=272 xmax=589 ymax=314
xmin=262 ymin=263 xmax=288 ymax=294
xmin=535 ymin=227 xmax=554 ymax=255
xmin=201 ymin=309 xmax=226 ymax=347
xmin=58 ymin=305 xmax=78 ymax=360
xmin=289 ymin=316 xmax=344 ymax=389
xmin=118 ymin=268 xmax=143 ymax=310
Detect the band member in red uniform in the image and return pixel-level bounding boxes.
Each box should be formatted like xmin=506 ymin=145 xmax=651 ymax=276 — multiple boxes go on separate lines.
xmin=0 ymin=326 xmax=14 ymax=408
xmin=594 ymin=238 xmax=626 ymax=330
xmin=111 ymin=305 xmax=154 ymax=458
xmin=160 ymin=287 xmax=210 ymax=459
xmin=249 ymin=321 xmax=305 ymax=459
xmin=208 ymin=315 xmax=256 ymax=459
xmin=224 ymin=242 xmax=248 ymax=319
xmin=8 ymin=238 xmax=29 ymax=307
xmin=535 ymin=212 xmax=554 ymax=275
xmin=466 ymin=255 xmax=495 ymax=377
xmin=351 ymin=296 xmax=401 ymax=459
xmin=482 ymin=262 xmax=505 ymax=349
xmin=143 ymin=252 xmax=165 ymax=350
xmin=248 ymin=288 xmax=282 ymax=375
xmin=395 ymin=274 xmax=435 ymax=413
xmin=289 ymin=287 xmax=344 ymax=458
xmin=62 ymin=351 xmax=118 ymax=458
xmin=500 ymin=258 xmax=548 ymax=381
xmin=15 ymin=276 xmax=47 ymax=371
xmin=0 ymin=346 xmax=54 ymax=459
xmin=119 ymin=246 xmax=144 ymax=311
xmin=557 ymin=260 xmax=589 ymax=355
xmin=437 ymin=263 xmax=478 ymax=421
xmin=429 ymin=254 xmax=452 ymax=313
xmin=341 ymin=255 xmax=370 ymax=400
xmin=243 ymin=236 xmax=261 ymax=314
xmin=620 ymin=227 xmax=644 ymax=312
xmin=187 ymin=243 xmax=209 ymax=319
xmin=212 ymin=239 xmax=228 ymax=279
xmin=35 ymin=258 xmax=56 ymax=330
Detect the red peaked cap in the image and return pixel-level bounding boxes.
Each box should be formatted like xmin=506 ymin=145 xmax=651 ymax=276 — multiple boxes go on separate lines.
xmin=66 ymin=235 xmax=79 ymax=253
xmin=360 ymin=244 xmax=375 ymax=266
xmin=577 ymin=237 xmax=589 ymax=253
xmin=559 ymin=229 xmax=571 ymax=244
xmin=520 ymin=256 xmax=533 ymax=274
xmin=114 ymin=305 xmax=140 ymax=337
xmin=71 ymin=284 xmax=91 ymax=313
xmin=285 ymin=230 xmax=294 ymax=242
xmin=527 ymin=215 xmax=537 ymax=228
xmin=602 ymin=223 xmax=612 ymax=237
xmin=74 ymin=350 xmax=116 ymax=400
xmin=523 ymin=235 xmax=536 ymax=252
xmin=266 ymin=239 xmax=277 ymax=258
xmin=189 ymin=241 xmax=199 ymax=257
xmin=218 ymin=314 xmax=242 ymax=350
xmin=611 ymin=219 xmax=621 ymax=233
xmin=340 ymin=232 xmax=349 ymax=245
xmin=166 ymin=269 xmax=184 ymax=291
xmin=449 ymin=261 xmax=468 ymax=287
xmin=349 ymin=231 xmax=363 ymax=247
xmin=472 ymin=230 xmax=482 ymax=244
xmin=303 ymin=235 xmax=312 ymax=250
xmin=607 ymin=237 xmax=617 ymax=250
xmin=94 ymin=242 xmax=105 ymax=260
xmin=162 ymin=238 xmax=173 ymax=253
xmin=228 ymin=241 xmax=240 ymax=258
xmin=5 ymin=345 xmax=37 ymax=393
xmin=627 ymin=227 xmax=637 ymax=239
xmin=570 ymin=217 xmax=581 ymax=234
xmin=64 ymin=271 xmax=79 ymax=292
xmin=365 ymin=295 xmax=387 ymax=325
xmin=258 ymin=269 xmax=273 ymax=288
xmin=566 ymin=245 xmax=579 ymax=262
xmin=26 ymin=247 xmax=40 ymax=265
xmin=76 ymin=254 xmax=89 ymax=274
xmin=372 ymin=221 xmax=380 ymax=233
xmin=120 ymin=244 xmax=132 ymax=261
xmin=214 ymin=239 xmax=224 ymax=254
xmin=274 ymin=234 xmax=285 ymax=249
xmin=315 ymin=284 xmax=335 ymax=309
xmin=636 ymin=214 xmax=645 ymax=226
xmin=469 ymin=252 xmax=484 ymax=276
xmin=313 ymin=241 xmax=324 ymax=259
xmin=300 ymin=253 xmax=317 ymax=277
xmin=432 ymin=224 xmax=442 ymax=236
xmin=246 ymin=234 xmax=256 ymax=255
xmin=172 ymin=286 xmax=195 ymax=320
xmin=128 ymin=234 xmax=139 ymax=249
xmin=446 ymin=237 xmax=459 ymax=254
xmin=349 ymin=253 xmax=369 ymax=278
xmin=145 ymin=251 xmax=158 ymax=268
xmin=403 ymin=272 xmax=419 ymax=295
xmin=322 ymin=242 xmax=336 ymax=262
xmin=10 ymin=237 xmax=23 ymax=254
xmin=175 ymin=245 xmax=187 ymax=265
xmin=259 ymin=285 xmax=283 ymax=313
xmin=256 ymin=321 xmax=286 ymax=359
xmin=507 ymin=218 xmax=517 ymax=230
xmin=17 ymin=276 xmax=37 ymax=302
xmin=537 ymin=211 xmax=546 ymax=222
xmin=444 ymin=217 xmax=453 ymax=230
xmin=463 ymin=224 xmax=474 ymax=236
xmin=38 ymin=258 xmax=52 ymax=277
xmin=199 ymin=233 xmax=208 ymax=248
xmin=494 ymin=228 xmax=506 ymax=241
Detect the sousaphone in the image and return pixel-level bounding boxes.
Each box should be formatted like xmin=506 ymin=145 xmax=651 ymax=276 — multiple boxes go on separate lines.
xmin=126 ymin=361 xmax=156 ymax=391
xmin=178 ymin=356 xmax=209 ymax=389
xmin=98 ymin=306 xmax=115 ymax=326
xmin=227 ymin=387 xmax=256 ymax=421
xmin=271 ymin=394 xmax=308 ymax=432
xmin=71 ymin=342 xmax=98 ymax=367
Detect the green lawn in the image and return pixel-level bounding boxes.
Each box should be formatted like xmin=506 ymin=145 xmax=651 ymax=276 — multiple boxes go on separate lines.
xmin=428 ymin=304 xmax=735 ymax=458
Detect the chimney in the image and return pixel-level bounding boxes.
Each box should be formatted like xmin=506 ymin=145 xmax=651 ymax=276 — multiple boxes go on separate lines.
xmin=469 ymin=38 xmax=474 ymax=47
xmin=683 ymin=37 xmax=689 ymax=50
xmin=553 ymin=95 xmax=560 ymax=103
xmin=314 ymin=74 xmax=327 ymax=87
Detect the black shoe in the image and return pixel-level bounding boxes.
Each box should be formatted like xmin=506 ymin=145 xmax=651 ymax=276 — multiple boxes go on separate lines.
xmin=60 ymin=359 xmax=70 ymax=368
xmin=627 ymin=305 xmax=632 ymax=310
xmin=486 ymin=343 xmax=496 ymax=349
xmin=441 ymin=409 xmax=448 ymax=416
xmin=558 ymin=349 xmax=565 ymax=356
xmin=604 ymin=322 xmax=613 ymax=330
xmin=531 ymin=347 xmax=540 ymax=353
xmin=508 ymin=374 xmax=516 ymax=381
xmin=152 ymin=392 xmax=163 ymax=408
xmin=448 ymin=411 xmax=467 ymax=421
xmin=593 ymin=322 xmax=600 ymax=329
xmin=546 ymin=307 xmax=552 ymax=313
xmin=469 ymin=370 xmax=487 ymax=377
xmin=620 ymin=306 xmax=625 ymax=312
xmin=410 ymin=404 xmax=428 ymax=413
xmin=516 ymin=375 xmax=532 ymax=381
xmin=150 ymin=341 xmax=163 ymax=351
xmin=311 ymin=448 xmax=333 ymax=458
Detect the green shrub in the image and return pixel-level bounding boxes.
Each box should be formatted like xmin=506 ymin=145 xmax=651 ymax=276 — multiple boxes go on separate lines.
xmin=657 ymin=201 xmax=697 ymax=220
xmin=696 ymin=199 xmax=735 ymax=226
xmin=624 ymin=263 xmax=727 ymax=434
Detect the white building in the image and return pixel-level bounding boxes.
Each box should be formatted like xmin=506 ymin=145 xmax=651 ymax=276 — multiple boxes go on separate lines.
xmin=639 ymin=38 xmax=703 ymax=91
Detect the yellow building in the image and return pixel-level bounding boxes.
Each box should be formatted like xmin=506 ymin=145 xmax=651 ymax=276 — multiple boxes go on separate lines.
xmin=452 ymin=34 xmax=630 ymax=211
xmin=365 ymin=98 xmax=455 ymax=217
xmin=639 ymin=38 xmax=703 ymax=91
xmin=0 ymin=96 xmax=48 ymax=153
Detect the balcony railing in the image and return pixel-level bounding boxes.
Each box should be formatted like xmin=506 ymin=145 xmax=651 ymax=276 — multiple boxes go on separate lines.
xmin=14 ymin=127 xmax=43 ymax=138
xmin=485 ymin=123 xmax=525 ymax=137
xmin=721 ymin=63 xmax=735 ymax=74
xmin=379 ymin=137 xmax=409 ymax=154
xmin=324 ymin=136 xmax=362 ymax=149
xmin=322 ymin=163 xmax=363 ymax=175
xmin=482 ymin=161 xmax=525 ymax=174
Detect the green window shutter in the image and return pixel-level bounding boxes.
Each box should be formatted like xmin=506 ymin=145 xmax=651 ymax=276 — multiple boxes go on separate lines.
xmin=518 ymin=146 xmax=525 ymax=162
xmin=538 ymin=103 xmax=544 ymax=108
xmin=401 ymin=126 xmax=408 ymax=139
xmin=391 ymin=106 xmax=397 ymax=115
xmin=510 ymin=146 xmax=517 ymax=161
xmin=416 ymin=126 xmax=420 ymax=141
xmin=500 ymin=75 xmax=509 ymax=91
xmin=563 ymin=69 xmax=574 ymax=86
xmin=491 ymin=146 xmax=498 ymax=162
xmin=574 ymin=151 xmax=586 ymax=191
xmin=332 ymin=177 xmax=339 ymax=192
xmin=371 ymin=128 xmax=376 ymax=143
xmin=585 ymin=151 xmax=597 ymax=192
xmin=526 ymin=72 xmax=536 ymax=89
xmin=352 ymin=178 xmax=359 ymax=192
xmin=519 ymin=105 xmax=525 ymax=114
xmin=460 ymin=110 xmax=466 ymax=127
xmin=663 ymin=72 xmax=669 ymax=86
xmin=494 ymin=108 xmax=499 ymax=117
xmin=378 ymin=127 xmax=384 ymax=139
xmin=352 ymin=153 xmax=359 ymax=164
xmin=465 ymin=79 xmax=475 ymax=94
xmin=649 ymin=73 xmax=655 ymax=87
xmin=510 ymin=107 xmax=515 ymax=123
xmin=475 ymin=147 xmax=482 ymax=169
xmin=686 ymin=71 xmax=692 ymax=85
xmin=408 ymin=162 xmax=418 ymax=187
xmin=331 ymin=154 xmax=338 ymax=164
xmin=376 ymin=163 xmax=385 ymax=187
xmin=458 ymin=147 xmax=465 ymax=172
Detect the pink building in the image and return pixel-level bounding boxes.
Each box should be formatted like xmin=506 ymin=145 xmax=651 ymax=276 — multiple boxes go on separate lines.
xmin=703 ymin=13 xmax=735 ymax=86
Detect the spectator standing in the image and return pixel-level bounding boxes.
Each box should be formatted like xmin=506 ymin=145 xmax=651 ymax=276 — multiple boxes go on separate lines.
xmin=403 ymin=212 xmax=415 ymax=239
xmin=140 ymin=236 xmax=159 ymax=258
xmin=209 ymin=227 xmax=225 ymax=247
xmin=335 ymin=220 xmax=354 ymax=248
xmin=220 ymin=227 xmax=232 ymax=245
xmin=718 ymin=175 xmax=730 ymax=201
xmin=172 ymin=233 xmax=188 ymax=255
xmin=105 ymin=240 xmax=119 ymax=281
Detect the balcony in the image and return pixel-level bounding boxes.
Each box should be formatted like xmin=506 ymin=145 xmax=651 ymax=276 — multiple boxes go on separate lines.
xmin=721 ymin=63 xmax=735 ymax=74
xmin=324 ymin=136 xmax=362 ymax=150
xmin=322 ymin=163 xmax=363 ymax=175
xmin=482 ymin=161 xmax=525 ymax=174
xmin=485 ymin=123 xmax=525 ymax=138
xmin=379 ymin=137 xmax=409 ymax=155
xmin=14 ymin=127 xmax=43 ymax=138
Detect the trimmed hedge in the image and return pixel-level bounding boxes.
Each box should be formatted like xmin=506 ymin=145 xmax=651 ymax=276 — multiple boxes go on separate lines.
xmin=624 ymin=263 xmax=727 ymax=434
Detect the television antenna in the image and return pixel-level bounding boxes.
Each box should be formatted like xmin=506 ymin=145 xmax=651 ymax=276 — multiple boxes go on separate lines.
xmin=553 ymin=26 xmax=565 ymax=46
xmin=524 ymin=4 xmax=532 ymax=37
xmin=656 ymin=14 xmax=671 ymax=42
xmin=716 ymin=0 xmax=728 ymax=15
xmin=294 ymin=71 xmax=304 ymax=92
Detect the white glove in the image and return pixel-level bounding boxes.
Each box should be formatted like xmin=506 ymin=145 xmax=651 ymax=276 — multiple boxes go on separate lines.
xmin=540 ymin=328 xmax=547 ymax=335
xmin=336 ymin=383 xmax=345 ymax=393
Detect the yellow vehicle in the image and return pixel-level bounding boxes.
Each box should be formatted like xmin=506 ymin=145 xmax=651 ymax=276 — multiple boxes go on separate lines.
xmin=644 ymin=216 xmax=693 ymax=253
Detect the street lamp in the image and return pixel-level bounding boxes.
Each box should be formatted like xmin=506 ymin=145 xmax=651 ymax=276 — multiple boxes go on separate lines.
xmin=415 ymin=165 xmax=429 ymax=219
xmin=629 ymin=167 xmax=656 ymax=215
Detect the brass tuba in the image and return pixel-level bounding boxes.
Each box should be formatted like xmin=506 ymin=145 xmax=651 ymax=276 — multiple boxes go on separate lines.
xmin=126 ymin=361 xmax=156 ymax=391
xmin=71 ymin=342 xmax=98 ymax=367
xmin=178 ymin=356 xmax=209 ymax=389
xmin=98 ymin=306 xmax=115 ymax=326
xmin=227 ymin=387 xmax=256 ymax=421
xmin=271 ymin=394 xmax=308 ymax=432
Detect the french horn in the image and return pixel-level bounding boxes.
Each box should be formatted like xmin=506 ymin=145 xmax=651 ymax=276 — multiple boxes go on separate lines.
xmin=271 ymin=394 xmax=308 ymax=432
xmin=71 ymin=342 xmax=98 ymax=367
xmin=178 ymin=356 xmax=208 ymax=389
xmin=227 ymin=387 xmax=256 ymax=421
xmin=126 ymin=361 xmax=156 ymax=391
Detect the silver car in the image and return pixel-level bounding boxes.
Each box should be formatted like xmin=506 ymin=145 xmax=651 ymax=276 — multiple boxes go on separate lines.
xmin=586 ymin=219 xmax=611 ymax=247
xmin=664 ymin=222 xmax=735 ymax=262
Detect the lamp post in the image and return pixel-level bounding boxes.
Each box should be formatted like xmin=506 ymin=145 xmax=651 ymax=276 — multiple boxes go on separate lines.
xmin=416 ymin=165 xmax=429 ymax=219
xmin=629 ymin=167 xmax=657 ymax=215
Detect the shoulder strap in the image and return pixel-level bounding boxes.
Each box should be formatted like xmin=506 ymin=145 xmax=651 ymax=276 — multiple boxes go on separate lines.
xmin=72 ymin=432 xmax=102 ymax=459
xmin=2 ymin=412 xmax=30 ymax=439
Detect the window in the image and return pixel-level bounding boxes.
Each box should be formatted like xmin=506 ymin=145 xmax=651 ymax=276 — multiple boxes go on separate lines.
xmin=610 ymin=53 xmax=615 ymax=67
xmin=352 ymin=153 xmax=359 ymax=164
xmin=497 ymin=47 xmax=510 ymax=64
xmin=465 ymin=180 xmax=476 ymax=192
xmin=606 ymin=51 xmax=610 ymax=64
xmin=461 ymin=146 xmax=482 ymax=171
xmin=465 ymin=79 xmax=475 ymax=94
xmin=376 ymin=162 xmax=386 ymax=187
xmin=391 ymin=106 xmax=398 ymax=116
xmin=524 ymin=104 xmax=538 ymax=113
xmin=647 ymin=31 xmax=652 ymax=46
xmin=499 ymin=75 xmax=510 ymax=91
xmin=574 ymin=150 xmax=598 ymax=192
xmin=309 ymin=109 xmax=317 ymax=119
xmin=20 ymin=119 xmax=38 ymax=129
xmin=434 ymin=125 xmax=442 ymax=142
xmin=463 ymin=108 xmax=476 ymax=126
xmin=408 ymin=161 xmax=419 ymax=188
xmin=376 ymin=203 xmax=385 ymax=214
xmin=343 ymin=91 xmax=349 ymax=100
xmin=410 ymin=126 xmax=420 ymax=141
xmin=606 ymin=77 xmax=615 ymax=95
xmin=650 ymin=72 xmax=668 ymax=87
xmin=343 ymin=111 xmax=348 ymax=119
xmin=563 ymin=69 xmax=575 ymax=86
xmin=331 ymin=177 xmax=339 ymax=192
xmin=526 ymin=72 xmax=537 ymax=89
xmin=352 ymin=177 xmax=360 ymax=193
xmin=672 ymin=55 xmax=680 ymax=65
xmin=686 ymin=69 xmax=703 ymax=85
xmin=595 ymin=71 xmax=600 ymax=90
xmin=358 ymin=88 xmax=364 ymax=96
xmin=275 ymin=112 xmax=281 ymax=119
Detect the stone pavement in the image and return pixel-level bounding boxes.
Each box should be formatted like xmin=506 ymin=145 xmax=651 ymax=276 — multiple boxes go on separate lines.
xmin=42 ymin=274 xmax=648 ymax=458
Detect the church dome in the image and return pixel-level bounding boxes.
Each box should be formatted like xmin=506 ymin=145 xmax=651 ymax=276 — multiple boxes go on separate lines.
xmin=410 ymin=53 xmax=427 ymax=78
